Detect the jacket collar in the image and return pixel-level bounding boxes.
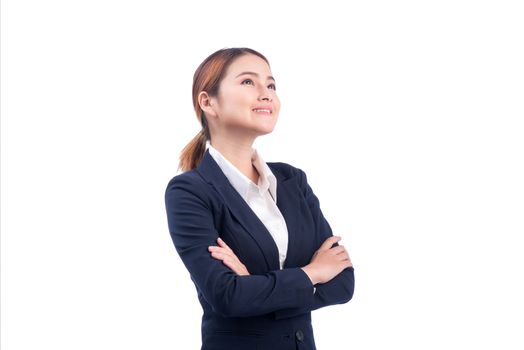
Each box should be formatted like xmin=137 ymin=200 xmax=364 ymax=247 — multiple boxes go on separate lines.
xmin=206 ymin=142 xmax=278 ymax=202
xmin=195 ymin=149 xmax=302 ymax=271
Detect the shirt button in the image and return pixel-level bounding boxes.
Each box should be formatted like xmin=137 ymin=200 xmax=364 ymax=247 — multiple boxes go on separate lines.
xmin=295 ymin=330 xmax=304 ymax=342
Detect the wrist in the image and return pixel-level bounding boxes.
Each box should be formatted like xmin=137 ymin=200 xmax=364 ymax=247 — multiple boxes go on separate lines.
xmin=301 ymin=265 xmax=318 ymax=285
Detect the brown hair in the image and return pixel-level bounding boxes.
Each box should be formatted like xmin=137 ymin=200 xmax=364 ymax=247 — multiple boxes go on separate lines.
xmin=177 ymin=47 xmax=270 ymax=172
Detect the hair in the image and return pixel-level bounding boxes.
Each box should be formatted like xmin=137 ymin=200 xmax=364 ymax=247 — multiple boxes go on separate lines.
xmin=177 ymin=47 xmax=270 ymax=172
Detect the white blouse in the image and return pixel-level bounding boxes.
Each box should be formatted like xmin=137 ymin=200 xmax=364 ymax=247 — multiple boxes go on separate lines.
xmin=206 ymin=141 xmax=289 ymax=270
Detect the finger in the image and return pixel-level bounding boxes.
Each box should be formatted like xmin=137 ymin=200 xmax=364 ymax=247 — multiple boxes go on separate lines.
xmin=326 ymin=245 xmax=345 ymax=256
xmin=210 ymin=251 xmax=224 ymax=260
xmin=329 ymin=245 xmax=345 ymax=253
xmin=209 ymin=247 xmax=235 ymax=261
xmin=337 ymin=252 xmax=350 ymax=261
xmin=208 ymin=246 xmax=229 ymax=254
xmin=222 ymin=258 xmax=240 ymax=272
xmin=211 ymin=250 xmax=249 ymax=275
xmin=341 ymin=250 xmax=351 ymax=261
xmin=222 ymin=258 xmax=248 ymax=275
xmin=209 ymin=248 xmax=234 ymax=260
xmin=217 ymin=237 xmax=234 ymax=253
xmin=209 ymin=246 xmax=238 ymax=262
xmin=338 ymin=253 xmax=351 ymax=263
xmin=319 ymin=236 xmax=342 ymax=250
xmin=211 ymin=252 xmax=240 ymax=268
xmin=210 ymin=244 xmax=248 ymax=274
xmin=212 ymin=256 xmax=236 ymax=274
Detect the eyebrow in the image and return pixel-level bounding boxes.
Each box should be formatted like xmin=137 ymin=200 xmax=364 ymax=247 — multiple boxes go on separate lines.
xmin=235 ymin=71 xmax=275 ymax=82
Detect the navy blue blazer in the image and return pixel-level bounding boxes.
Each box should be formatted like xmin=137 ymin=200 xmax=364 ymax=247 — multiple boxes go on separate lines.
xmin=165 ymin=149 xmax=354 ymax=350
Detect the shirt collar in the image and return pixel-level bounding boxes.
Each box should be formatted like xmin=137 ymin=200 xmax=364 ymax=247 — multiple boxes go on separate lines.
xmin=206 ymin=141 xmax=278 ymax=202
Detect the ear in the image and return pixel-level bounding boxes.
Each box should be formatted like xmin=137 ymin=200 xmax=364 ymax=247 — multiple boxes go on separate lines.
xmin=198 ymin=91 xmax=218 ymax=119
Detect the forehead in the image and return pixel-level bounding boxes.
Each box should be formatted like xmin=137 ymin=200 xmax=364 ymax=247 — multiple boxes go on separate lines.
xmin=224 ymin=54 xmax=272 ymax=78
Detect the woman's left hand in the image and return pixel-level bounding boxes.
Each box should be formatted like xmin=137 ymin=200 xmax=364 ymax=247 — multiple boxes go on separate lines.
xmin=208 ymin=237 xmax=250 ymax=276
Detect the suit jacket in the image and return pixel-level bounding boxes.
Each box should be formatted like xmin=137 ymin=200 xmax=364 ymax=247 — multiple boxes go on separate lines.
xmin=165 ymin=149 xmax=355 ymax=350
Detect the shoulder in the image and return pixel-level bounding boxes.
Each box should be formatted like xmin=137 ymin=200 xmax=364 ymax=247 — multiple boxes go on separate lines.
xmin=165 ymin=168 xmax=204 ymax=191
xmin=164 ymin=169 xmax=214 ymax=209
xmin=267 ymin=161 xmax=302 ymax=177
xmin=267 ymin=161 xmax=309 ymax=189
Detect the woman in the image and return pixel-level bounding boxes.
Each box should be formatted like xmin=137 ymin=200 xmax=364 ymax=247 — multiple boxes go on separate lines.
xmin=165 ymin=47 xmax=355 ymax=350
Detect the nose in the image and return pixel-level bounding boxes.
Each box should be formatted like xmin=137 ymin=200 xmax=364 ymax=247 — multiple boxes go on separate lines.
xmin=258 ymin=88 xmax=273 ymax=102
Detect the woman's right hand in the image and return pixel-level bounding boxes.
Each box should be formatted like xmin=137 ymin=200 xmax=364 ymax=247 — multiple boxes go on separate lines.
xmin=301 ymin=236 xmax=352 ymax=285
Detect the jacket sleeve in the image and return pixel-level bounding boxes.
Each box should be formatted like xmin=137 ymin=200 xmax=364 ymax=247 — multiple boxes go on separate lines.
xmin=165 ymin=175 xmax=316 ymax=318
xmin=274 ymin=167 xmax=355 ymax=320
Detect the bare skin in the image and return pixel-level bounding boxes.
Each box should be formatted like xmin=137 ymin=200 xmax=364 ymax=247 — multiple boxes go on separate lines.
xmin=300 ymin=236 xmax=353 ymax=285
xmin=208 ymin=238 xmax=250 ymax=276
xmin=198 ymin=54 xmax=279 ymax=184
xmin=201 ymin=53 xmax=353 ymax=285
xmin=208 ymin=236 xmax=353 ymax=285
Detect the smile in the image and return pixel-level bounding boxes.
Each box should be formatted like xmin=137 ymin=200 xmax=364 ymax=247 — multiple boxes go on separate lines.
xmin=252 ymin=108 xmax=272 ymax=114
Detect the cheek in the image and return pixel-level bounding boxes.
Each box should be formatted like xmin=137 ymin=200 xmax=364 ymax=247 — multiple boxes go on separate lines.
xmin=227 ymin=99 xmax=251 ymax=116
xmin=223 ymin=91 xmax=251 ymax=109
xmin=274 ymin=97 xmax=281 ymax=113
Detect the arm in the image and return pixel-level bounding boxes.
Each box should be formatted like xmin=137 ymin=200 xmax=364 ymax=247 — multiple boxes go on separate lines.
xmin=165 ymin=175 xmax=315 ymax=318
xmin=274 ymin=168 xmax=355 ymax=320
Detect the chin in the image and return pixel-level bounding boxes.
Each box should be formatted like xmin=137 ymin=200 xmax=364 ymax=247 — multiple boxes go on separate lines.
xmin=256 ymin=125 xmax=277 ymax=136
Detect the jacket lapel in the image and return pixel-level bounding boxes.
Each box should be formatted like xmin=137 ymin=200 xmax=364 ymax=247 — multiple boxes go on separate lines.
xmin=196 ymin=149 xmax=301 ymax=271
xmin=272 ymin=172 xmax=301 ymax=269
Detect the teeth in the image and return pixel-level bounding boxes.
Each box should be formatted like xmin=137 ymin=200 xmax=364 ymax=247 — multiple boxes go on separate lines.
xmin=253 ymin=109 xmax=271 ymax=113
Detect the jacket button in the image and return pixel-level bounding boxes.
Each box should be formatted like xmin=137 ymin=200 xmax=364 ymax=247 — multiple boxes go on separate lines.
xmin=295 ymin=330 xmax=304 ymax=341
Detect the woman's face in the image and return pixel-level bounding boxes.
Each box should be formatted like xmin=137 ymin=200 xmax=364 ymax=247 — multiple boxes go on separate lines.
xmin=208 ymin=54 xmax=280 ymax=140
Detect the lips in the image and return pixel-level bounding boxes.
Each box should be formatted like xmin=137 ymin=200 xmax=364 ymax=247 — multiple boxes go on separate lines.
xmin=252 ymin=106 xmax=273 ymax=114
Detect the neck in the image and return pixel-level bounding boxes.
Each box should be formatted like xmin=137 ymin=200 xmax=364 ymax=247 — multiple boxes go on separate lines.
xmin=210 ymin=137 xmax=259 ymax=184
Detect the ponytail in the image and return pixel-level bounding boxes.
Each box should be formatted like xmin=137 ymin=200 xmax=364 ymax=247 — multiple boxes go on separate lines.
xmin=178 ymin=114 xmax=210 ymax=172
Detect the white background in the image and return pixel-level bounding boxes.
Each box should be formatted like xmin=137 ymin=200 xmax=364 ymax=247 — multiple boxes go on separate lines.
xmin=2 ymin=1 xmax=523 ymax=349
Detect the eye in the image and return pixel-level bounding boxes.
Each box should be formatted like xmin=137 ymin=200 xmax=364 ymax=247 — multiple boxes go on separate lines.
xmin=268 ymin=83 xmax=276 ymax=90
xmin=241 ymin=79 xmax=254 ymax=85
